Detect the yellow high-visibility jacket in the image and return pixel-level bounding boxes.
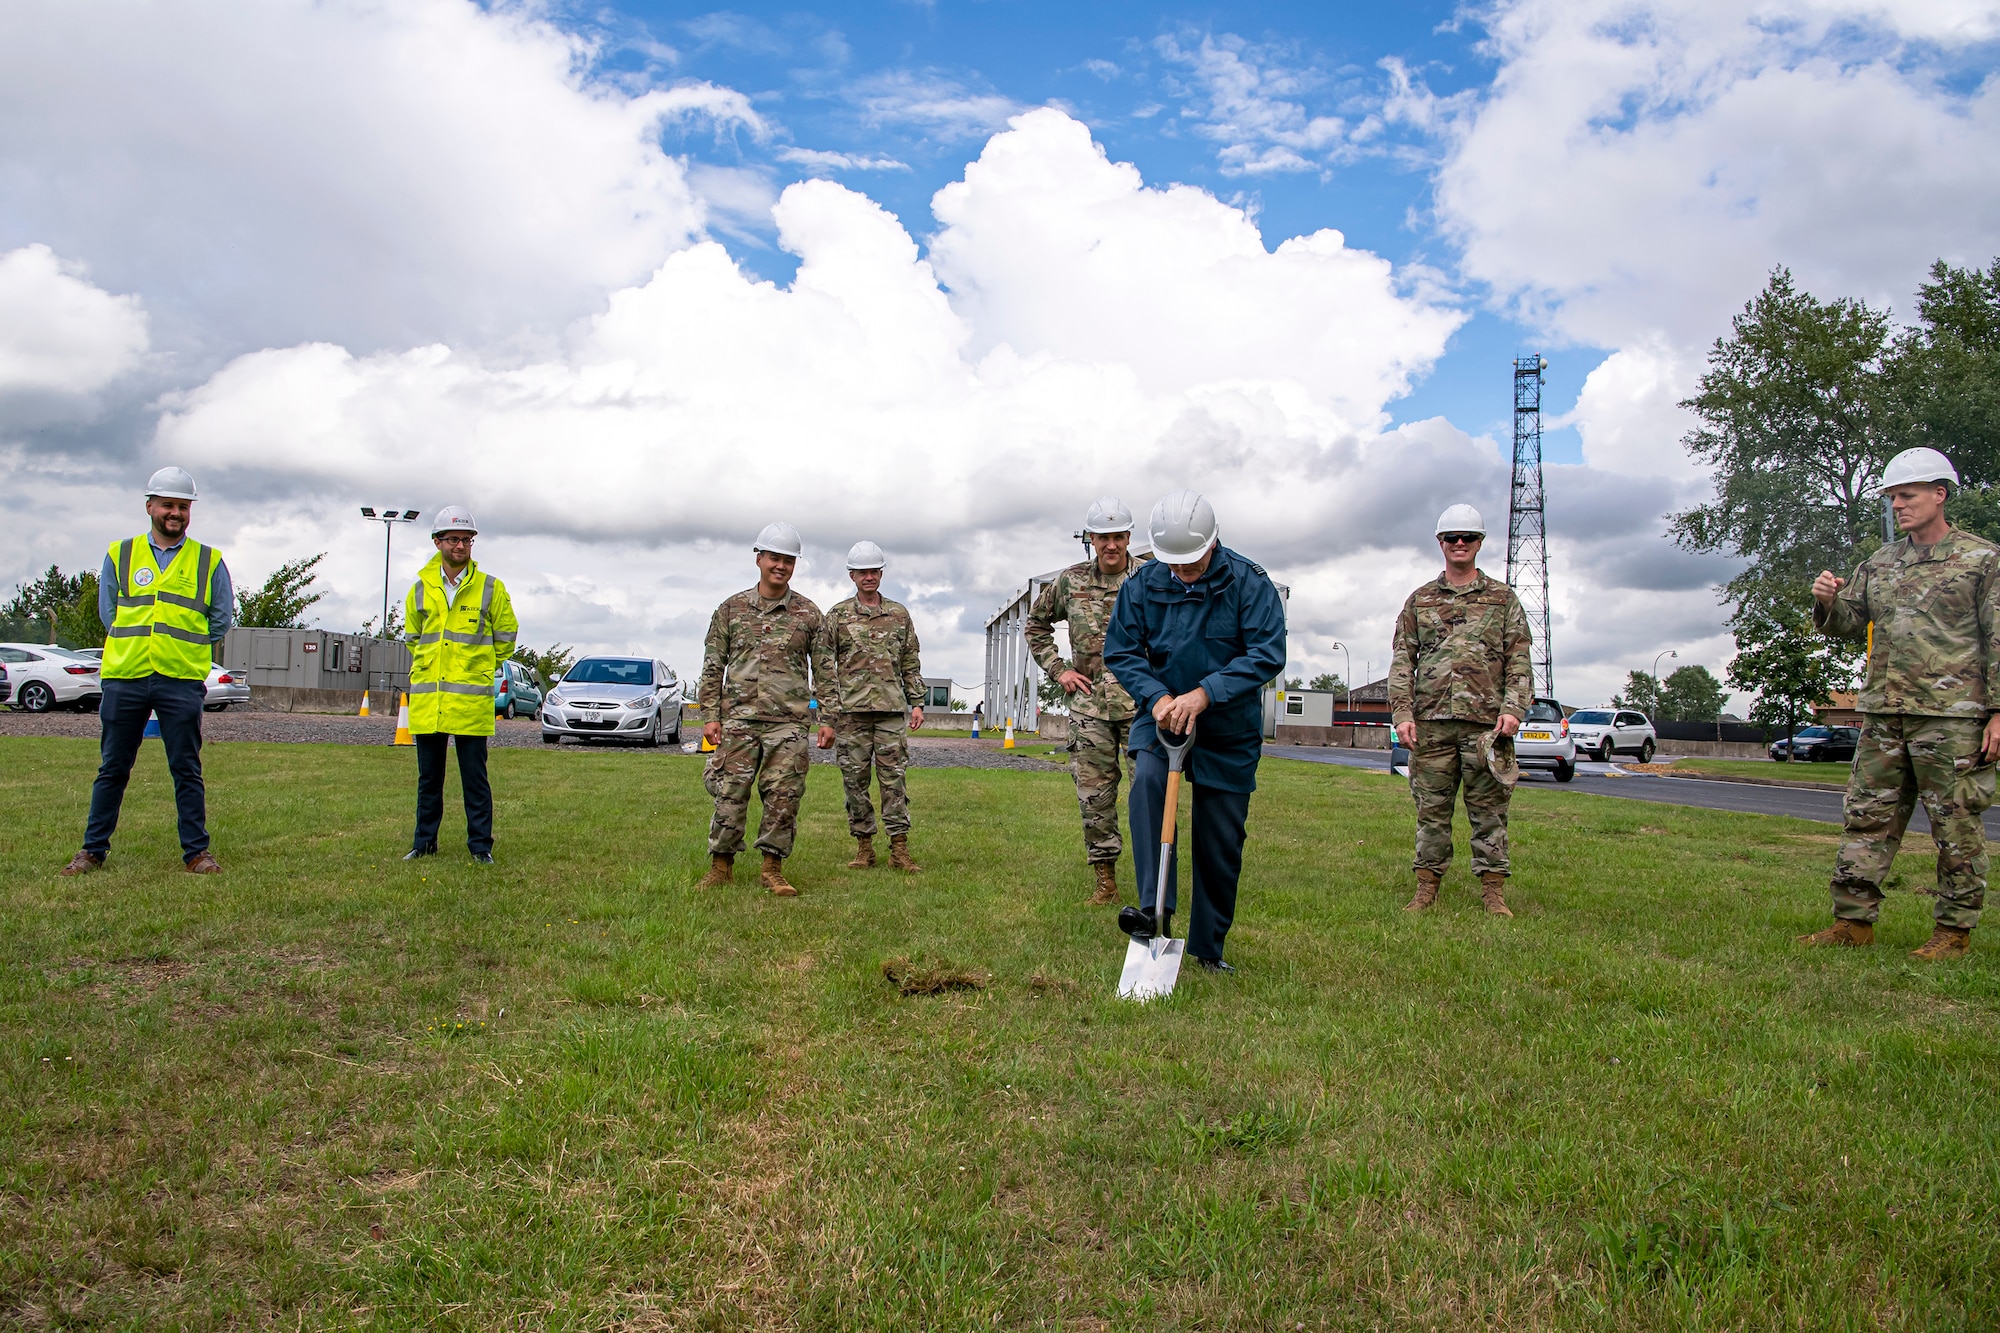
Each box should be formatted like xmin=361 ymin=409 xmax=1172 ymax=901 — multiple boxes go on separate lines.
xmin=101 ymin=535 xmax=224 ymax=680
xmin=403 ymin=555 xmax=517 ymax=735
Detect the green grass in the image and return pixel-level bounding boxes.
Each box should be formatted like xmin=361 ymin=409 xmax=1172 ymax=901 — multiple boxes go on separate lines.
xmin=2 ymin=736 xmax=1996 ymax=1329
xmin=1663 ymin=757 xmax=1851 ymax=786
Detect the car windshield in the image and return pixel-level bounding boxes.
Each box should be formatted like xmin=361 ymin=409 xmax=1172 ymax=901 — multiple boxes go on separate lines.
xmin=563 ymin=658 xmax=653 ymax=686
xmin=1570 ymin=710 xmax=1613 ymax=724
xmin=1526 ymin=702 xmax=1563 ymax=723
xmin=1794 ymin=727 xmax=1830 ymax=739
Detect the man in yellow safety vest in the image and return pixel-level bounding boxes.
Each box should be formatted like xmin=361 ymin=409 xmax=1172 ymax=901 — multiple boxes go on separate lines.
xmin=402 ymin=506 xmax=518 ymax=863
xmin=62 ymin=467 xmax=234 ymax=876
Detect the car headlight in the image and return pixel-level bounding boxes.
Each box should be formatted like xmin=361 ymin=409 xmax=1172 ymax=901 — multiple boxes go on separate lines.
xmin=628 ymin=695 xmax=657 ymax=710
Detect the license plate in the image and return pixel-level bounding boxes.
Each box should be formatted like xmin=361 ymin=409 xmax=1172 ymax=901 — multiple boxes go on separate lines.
xmin=1522 ymin=731 xmax=1552 ymax=741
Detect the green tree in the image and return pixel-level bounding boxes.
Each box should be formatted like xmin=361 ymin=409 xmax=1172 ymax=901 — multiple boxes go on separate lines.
xmin=2 ymin=566 xmax=104 ymax=648
xmin=1887 ymin=257 xmax=2000 ymax=541
xmin=1726 ymin=608 xmax=1852 ymax=743
xmin=1611 ymin=671 xmax=1663 ymax=717
xmin=1037 ymin=669 xmax=1068 ymax=714
xmin=1670 ymin=268 xmax=1895 ymax=627
xmin=515 ymin=643 xmax=575 ymax=686
xmin=1660 ymin=664 xmax=1728 ymax=722
xmin=235 ymin=554 xmax=325 ymax=629
xmin=1308 ymin=671 xmax=1345 ymax=693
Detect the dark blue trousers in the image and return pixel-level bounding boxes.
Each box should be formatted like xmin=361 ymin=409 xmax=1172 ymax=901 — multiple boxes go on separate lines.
xmin=1128 ymin=747 xmax=1251 ymax=962
xmin=413 ymin=733 xmax=493 ymax=856
xmin=85 ymin=674 xmax=209 ymax=861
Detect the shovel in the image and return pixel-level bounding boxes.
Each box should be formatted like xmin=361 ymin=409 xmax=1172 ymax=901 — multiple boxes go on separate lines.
xmin=1118 ymin=724 xmax=1192 ymax=1002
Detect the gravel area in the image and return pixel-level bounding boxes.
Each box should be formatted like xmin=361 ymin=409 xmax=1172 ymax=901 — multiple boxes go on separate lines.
xmin=0 ymin=709 xmax=1068 ymax=770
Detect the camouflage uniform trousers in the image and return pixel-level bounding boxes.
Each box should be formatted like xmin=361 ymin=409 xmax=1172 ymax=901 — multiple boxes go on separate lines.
xmin=706 ymin=719 xmax=811 ymax=859
xmin=1410 ymin=718 xmax=1513 ymax=877
xmin=1832 ymin=714 xmax=1994 ymax=930
xmin=1069 ymin=716 xmax=1132 ymax=864
xmin=834 ymin=711 xmax=910 ymax=838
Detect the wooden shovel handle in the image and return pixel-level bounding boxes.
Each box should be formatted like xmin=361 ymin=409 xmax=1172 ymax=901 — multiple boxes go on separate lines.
xmin=1160 ymin=769 xmax=1183 ymax=845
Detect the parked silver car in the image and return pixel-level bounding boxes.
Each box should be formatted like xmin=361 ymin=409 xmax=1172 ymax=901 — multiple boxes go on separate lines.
xmin=1514 ymin=696 xmax=1577 ymax=782
xmin=1567 ymin=708 xmax=1657 ymax=763
xmin=204 ymin=663 xmax=251 ymax=711
xmin=540 ymin=656 xmax=684 ymax=746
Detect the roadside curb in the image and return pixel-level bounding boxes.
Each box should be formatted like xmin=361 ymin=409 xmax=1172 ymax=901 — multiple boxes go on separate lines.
xmin=1619 ymin=765 xmax=1846 ymax=793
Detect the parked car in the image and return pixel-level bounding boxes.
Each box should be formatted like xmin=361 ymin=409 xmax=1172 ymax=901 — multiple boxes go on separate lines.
xmin=1514 ymin=696 xmax=1577 ymax=782
xmin=0 ymin=662 xmax=10 ymax=706
xmin=204 ymin=663 xmax=250 ymax=711
xmin=1566 ymin=708 xmax=1658 ymax=763
xmin=494 ymin=658 xmax=544 ymax=719
xmin=1770 ymin=725 xmax=1860 ymax=762
xmin=540 ymin=656 xmax=684 ymax=746
xmin=0 ymin=643 xmax=103 ymax=712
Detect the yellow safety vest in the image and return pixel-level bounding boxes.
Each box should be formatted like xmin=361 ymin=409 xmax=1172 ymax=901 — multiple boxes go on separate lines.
xmin=404 ymin=555 xmax=518 ymax=735
xmin=101 ymin=536 xmax=222 ymax=680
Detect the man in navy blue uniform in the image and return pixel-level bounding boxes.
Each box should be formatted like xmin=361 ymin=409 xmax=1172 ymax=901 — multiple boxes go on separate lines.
xmin=1103 ymin=490 xmax=1287 ymax=972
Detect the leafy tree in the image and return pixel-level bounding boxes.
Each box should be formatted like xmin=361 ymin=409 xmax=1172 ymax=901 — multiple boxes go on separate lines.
xmin=1308 ymin=672 xmax=1345 ymax=693
xmin=355 ymin=606 xmax=405 ymax=639
xmin=1611 ymin=671 xmax=1663 ymax=717
xmin=1037 ymin=669 xmax=1068 ymax=714
xmin=1670 ymin=268 xmax=1895 ymax=626
xmin=1660 ymin=665 xmax=1728 ymax=722
xmin=1283 ymin=676 xmax=1303 ymax=689
xmin=2 ymin=566 xmax=104 ymax=648
xmin=235 ymin=554 xmax=325 ymax=629
xmin=515 ymin=643 xmax=576 ymax=686
xmin=1887 ymin=257 xmax=2000 ymax=541
xmin=1726 ymin=609 xmax=1852 ymax=743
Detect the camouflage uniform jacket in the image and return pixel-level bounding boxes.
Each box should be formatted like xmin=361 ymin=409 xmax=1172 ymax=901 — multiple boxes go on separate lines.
xmin=1815 ymin=527 xmax=2000 ymax=719
xmin=1025 ymin=556 xmax=1142 ymax=722
xmin=1388 ymin=570 xmax=1535 ymax=727
xmin=698 ymin=587 xmax=823 ymax=723
xmin=813 ymin=597 xmax=924 ymax=715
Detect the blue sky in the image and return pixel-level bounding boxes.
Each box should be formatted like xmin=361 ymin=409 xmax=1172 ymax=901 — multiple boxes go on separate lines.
xmin=607 ymin=0 xmax=1591 ymax=457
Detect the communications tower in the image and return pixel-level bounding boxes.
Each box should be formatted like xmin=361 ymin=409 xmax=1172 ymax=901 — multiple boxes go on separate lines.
xmin=1508 ymin=355 xmax=1553 ymax=697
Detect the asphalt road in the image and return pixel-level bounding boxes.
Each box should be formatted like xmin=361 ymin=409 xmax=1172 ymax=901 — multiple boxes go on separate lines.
xmin=1264 ymin=743 xmax=2000 ymax=836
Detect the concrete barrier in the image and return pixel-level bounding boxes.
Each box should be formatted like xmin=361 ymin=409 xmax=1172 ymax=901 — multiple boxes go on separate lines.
xmin=249 ymin=685 xmax=372 ymax=714
xmin=1273 ymin=724 xmax=1392 ymax=749
xmin=1656 ymin=739 xmax=1776 ymax=760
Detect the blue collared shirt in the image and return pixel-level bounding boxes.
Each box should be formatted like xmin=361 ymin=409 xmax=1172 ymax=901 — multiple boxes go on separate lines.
xmin=99 ymin=536 xmax=235 ymax=641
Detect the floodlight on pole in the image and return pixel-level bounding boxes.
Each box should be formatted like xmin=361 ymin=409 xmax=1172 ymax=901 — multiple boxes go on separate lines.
xmin=1652 ymin=649 xmax=1678 ymax=711
xmin=359 ymin=506 xmax=421 ymax=638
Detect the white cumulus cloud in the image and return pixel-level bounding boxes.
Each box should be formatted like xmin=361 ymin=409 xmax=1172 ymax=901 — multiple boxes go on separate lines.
xmin=0 ymin=245 xmax=147 ymax=406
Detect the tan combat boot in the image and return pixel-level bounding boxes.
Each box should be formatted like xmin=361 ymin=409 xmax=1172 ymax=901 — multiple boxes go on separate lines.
xmin=888 ymin=835 xmax=922 ymax=873
xmin=1798 ymin=919 xmax=1874 ymax=947
xmin=848 ymin=836 xmax=876 ymax=869
xmin=1911 ymin=924 xmax=1971 ymax=960
xmin=1479 ymin=872 xmax=1514 ymax=918
xmin=1403 ymin=868 xmax=1441 ymax=911
xmin=1090 ymin=862 xmax=1119 ymax=905
xmin=762 ymin=853 xmax=798 ymax=896
xmin=696 ymin=854 xmax=735 ymax=888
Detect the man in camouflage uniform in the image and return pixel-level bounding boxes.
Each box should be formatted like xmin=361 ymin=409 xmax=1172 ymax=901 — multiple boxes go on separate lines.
xmin=697 ymin=521 xmax=823 ymax=896
xmin=1025 ymin=497 xmax=1146 ymax=904
xmin=1804 ymin=446 xmax=2000 ymax=960
xmin=1389 ymin=504 xmax=1534 ymax=917
xmin=814 ymin=540 xmax=927 ymax=873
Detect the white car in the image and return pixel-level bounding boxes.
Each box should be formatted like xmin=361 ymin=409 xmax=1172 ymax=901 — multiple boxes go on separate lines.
xmin=0 ymin=643 xmax=103 ymax=712
xmin=1514 ymin=696 xmax=1577 ymax=782
xmin=1566 ymin=708 xmax=1658 ymax=763
xmin=205 ymin=663 xmax=251 ymax=711
xmin=540 ymin=656 xmax=685 ymax=746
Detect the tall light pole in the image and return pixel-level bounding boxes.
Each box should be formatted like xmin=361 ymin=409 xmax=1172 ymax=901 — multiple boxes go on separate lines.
xmin=1651 ymin=649 xmax=1678 ymax=714
xmin=1330 ymin=640 xmax=1352 ymax=713
xmin=360 ymin=507 xmax=421 ymax=637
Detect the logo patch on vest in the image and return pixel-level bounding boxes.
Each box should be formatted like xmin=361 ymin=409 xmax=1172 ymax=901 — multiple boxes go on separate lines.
xmin=134 ymin=568 xmax=154 ymax=588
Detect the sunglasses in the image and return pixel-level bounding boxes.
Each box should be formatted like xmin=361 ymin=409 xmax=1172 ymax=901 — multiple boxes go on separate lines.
xmin=1438 ymin=533 xmax=1482 ymax=545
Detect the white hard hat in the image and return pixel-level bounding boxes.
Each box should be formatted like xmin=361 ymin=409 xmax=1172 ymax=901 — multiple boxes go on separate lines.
xmin=431 ymin=505 xmax=478 ymax=536
xmin=1147 ymin=490 xmax=1218 ymax=564
xmin=1435 ymin=504 xmax=1486 ymax=537
xmin=846 ymin=540 xmax=887 ymax=570
xmin=1878 ymin=447 xmax=1959 ymax=494
xmin=1083 ymin=496 xmax=1135 ymax=534
xmin=753 ymin=521 xmax=803 ymax=558
xmin=145 ymin=466 xmax=198 ymax=501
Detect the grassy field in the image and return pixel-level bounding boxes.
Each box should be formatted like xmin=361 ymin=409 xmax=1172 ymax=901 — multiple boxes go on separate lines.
xmin=1652 ymin=758 xmax=1852 ymax=787
xmin=2 ymin=736 xmax=1996 ymax=1330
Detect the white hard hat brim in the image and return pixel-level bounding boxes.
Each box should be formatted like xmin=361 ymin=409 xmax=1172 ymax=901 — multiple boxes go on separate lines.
xmin=1152 ymin=533 xmax=1217 ymax=564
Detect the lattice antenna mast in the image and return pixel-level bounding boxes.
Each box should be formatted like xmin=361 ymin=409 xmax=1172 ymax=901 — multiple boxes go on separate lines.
xmin=1507 ymin=355 xmax=1553 ymax=697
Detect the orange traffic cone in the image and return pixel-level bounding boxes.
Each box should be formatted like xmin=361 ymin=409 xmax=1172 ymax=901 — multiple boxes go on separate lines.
xmin=357 ymin=691 xmax=371 ymax=718
xmin=1003 ymin=716 xmax=1015 ymax=749
xmin=392 ymin=692 xmax=414 ymax=746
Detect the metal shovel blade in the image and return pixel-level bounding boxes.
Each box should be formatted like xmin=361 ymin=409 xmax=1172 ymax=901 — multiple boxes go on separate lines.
xmin=1117 ymin=934 xmax=1185 ymax=1001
